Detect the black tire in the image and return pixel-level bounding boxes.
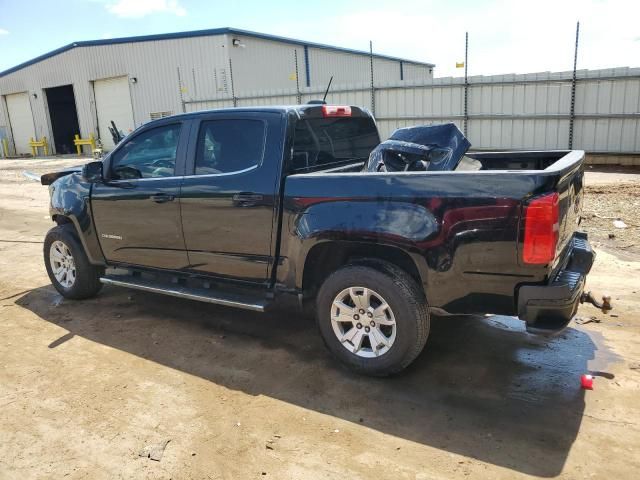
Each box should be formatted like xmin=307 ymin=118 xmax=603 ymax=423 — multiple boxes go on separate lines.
xmin=44 ymin=224 xmax=103 ymax=299
xmin=316 ymin=261 xmax=430 ymax=376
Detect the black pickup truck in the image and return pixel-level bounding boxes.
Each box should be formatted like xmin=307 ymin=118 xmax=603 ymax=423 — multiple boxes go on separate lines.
xmin=41 ymin=104 xmax=600 ymax=375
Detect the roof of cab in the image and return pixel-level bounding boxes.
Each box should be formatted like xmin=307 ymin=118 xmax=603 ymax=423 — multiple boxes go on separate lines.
xmin=154 ymin=104 xmax=372 ymax=122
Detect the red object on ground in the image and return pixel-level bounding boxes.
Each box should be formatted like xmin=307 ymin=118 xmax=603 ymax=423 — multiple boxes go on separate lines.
xmin=581 ymin=374 xmax=594 ymax=390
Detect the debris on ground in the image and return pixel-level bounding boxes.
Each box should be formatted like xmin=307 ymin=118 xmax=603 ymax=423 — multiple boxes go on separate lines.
xmin=575 ymin=316 xmax=601 ymax=325
xmin=613 ymin=220 xmax=628 ymax=229
xmin=581 ymin=374 xmax=594 ymax=390
xmin=138 ymin=439 xmax=171 ymax=461
xmin=265 ymin=434 xmax=282 ymax=450
xmin=630 ymin=362 xmax=640 ymax=370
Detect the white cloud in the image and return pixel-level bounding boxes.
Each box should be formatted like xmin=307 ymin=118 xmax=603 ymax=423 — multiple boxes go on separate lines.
xmin=0 ymin=28 xmax=9 ymax=35
xmin=105 ymin=0 xmax=186 ymax=18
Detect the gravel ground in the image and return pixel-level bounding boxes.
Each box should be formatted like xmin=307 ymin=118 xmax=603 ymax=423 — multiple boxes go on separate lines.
xmin=582 ymin=182 xmax=640 ymax=260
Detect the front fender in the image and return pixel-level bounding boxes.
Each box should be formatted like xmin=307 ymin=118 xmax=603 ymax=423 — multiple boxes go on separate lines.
xmin=49 ymin=174 xmax=105 ymax=265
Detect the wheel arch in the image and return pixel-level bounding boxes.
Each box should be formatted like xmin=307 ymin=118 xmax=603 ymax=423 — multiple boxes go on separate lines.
xmin=301 ymin=240 xmax=427 ymax=302
xmin=52 ymin=214 xmax=73 ymax=225
xmin=49 ymin=213 xmax=105 ymax=266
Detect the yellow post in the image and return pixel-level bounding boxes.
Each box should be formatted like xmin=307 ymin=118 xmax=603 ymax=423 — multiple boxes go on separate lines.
xmin=29 ymin=137 xmax=49 ymax=156
xmin=1 ymin=138 xmax=8 ymax=158
xmin=74 ymin=134 xmax=99 ymax=156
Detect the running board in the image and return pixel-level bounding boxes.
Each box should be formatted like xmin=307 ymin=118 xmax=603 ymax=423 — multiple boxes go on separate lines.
xmin=100 ymin=275 xmax=268 ymax=312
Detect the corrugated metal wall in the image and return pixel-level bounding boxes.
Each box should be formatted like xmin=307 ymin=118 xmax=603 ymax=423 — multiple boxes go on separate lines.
xmin=0 ymin=33 xmax=433 ymax=154
xmin=186 ymin=67 xmax=640 ymax=154
xmin=306 ymin=48 xmax=431 ymax=87
xmin=1 ymin=31 xmax=637 ymax=156
xmin=0 ymin=35 xmax=230 ymax=152
xmin=227 ymin=36 xmax=432 ymax=93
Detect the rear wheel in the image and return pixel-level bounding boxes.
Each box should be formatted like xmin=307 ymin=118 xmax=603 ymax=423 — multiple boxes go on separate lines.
xmin=316 ymin=262 xmax=430 ymax=376
xmin=44 ymin=224 xmax=103 ymax=299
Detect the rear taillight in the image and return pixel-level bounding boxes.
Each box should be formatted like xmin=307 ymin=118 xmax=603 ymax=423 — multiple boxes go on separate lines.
xmin=322 ymin=105 xmax=352 ymax=117
xmin=522 ymin=192 xmax=560 ymax=265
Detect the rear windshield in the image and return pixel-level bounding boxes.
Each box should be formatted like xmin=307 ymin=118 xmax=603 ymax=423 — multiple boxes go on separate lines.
xmin=291 ymin=117 xmax=380 ymax=172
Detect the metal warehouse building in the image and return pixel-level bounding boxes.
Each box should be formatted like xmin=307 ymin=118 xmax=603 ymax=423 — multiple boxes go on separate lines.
xmin=0 ymin=27 xmax=434 ymax=155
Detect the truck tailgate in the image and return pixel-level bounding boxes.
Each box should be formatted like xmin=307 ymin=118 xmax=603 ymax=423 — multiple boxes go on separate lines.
xmin=554 ymin=152 xmax=585 ymax=264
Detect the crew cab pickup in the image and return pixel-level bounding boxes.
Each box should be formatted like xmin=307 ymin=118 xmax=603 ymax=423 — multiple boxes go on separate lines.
xmin=41 ymin=104 xmax=599 ymax=375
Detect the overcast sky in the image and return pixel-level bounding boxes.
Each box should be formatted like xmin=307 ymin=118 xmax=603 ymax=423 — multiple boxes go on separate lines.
xmin=1 ymin=0 xmax=638 ymax=77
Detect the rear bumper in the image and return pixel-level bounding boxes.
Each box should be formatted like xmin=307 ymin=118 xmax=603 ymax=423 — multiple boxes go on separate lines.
xmin=518 ymin=232 xmax=594 ymax=334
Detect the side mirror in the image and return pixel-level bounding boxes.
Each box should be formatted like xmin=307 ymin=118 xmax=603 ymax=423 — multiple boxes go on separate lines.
xmin=82 ymin=161 xmax=104 ymax=183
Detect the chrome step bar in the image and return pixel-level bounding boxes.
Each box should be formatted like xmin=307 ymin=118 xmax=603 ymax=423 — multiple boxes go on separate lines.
xmin=100 ymin=275 xmax=267 ymax=312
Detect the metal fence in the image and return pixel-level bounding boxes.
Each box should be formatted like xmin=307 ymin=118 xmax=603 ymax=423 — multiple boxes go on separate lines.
xmin=183 ymin=67 xmax=640 ymax=154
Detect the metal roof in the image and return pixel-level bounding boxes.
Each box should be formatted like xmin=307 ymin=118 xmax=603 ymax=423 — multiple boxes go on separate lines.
xmin=0 ymin=27 xmax=435 ymax=78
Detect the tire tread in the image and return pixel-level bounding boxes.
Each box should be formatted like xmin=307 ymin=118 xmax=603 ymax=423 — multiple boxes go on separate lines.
xmin=44 ymin=224 xmax=103 ymax=300
xmin=316 ymin=260 xmax=430 ymax=376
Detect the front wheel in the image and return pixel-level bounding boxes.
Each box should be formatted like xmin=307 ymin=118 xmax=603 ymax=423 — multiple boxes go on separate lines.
xmin=44 ymin=224 xmax=103 ymax=299
xmin=316 ymin=262 xmax=430 ymax=376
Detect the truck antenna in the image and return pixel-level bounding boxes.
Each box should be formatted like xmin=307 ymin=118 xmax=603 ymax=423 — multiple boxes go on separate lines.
xmin=322 ymin=76 xmax=334 ymax=103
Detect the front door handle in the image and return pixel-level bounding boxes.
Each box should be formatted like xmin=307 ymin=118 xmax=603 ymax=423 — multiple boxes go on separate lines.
xmin=150 ymin=193 xmax=175 ymax=203
xmin=232 ymin=193 xmax=263 ymax=207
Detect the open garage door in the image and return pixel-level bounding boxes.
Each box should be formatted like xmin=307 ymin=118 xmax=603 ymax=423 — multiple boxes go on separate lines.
xmin=6 ymin=92 xmax=36 ymax=155
xmin=45 ymin=85 xmax=81 ymax=154
xmin=93 ymin=76 xmax=135 ymax=150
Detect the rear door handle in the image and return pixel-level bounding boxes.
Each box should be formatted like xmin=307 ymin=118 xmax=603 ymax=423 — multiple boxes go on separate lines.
xmin=150 ymin=193 xmax=175 ymax=203
xmin=232 ymin=193 xmax=263 ymax=207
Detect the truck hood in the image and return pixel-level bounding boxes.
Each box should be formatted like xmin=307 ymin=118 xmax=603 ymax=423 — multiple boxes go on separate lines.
xmin=364 ymin=123 xmax=471 ymax=172
xmin=38 ymin=166 xmax=83 ymax=186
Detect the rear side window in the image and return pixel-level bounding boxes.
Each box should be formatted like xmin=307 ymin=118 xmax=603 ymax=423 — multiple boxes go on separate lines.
xmin=195 ymin=119 xmax=266 ymax=175
xmin=292 ymin=117 xmax=380 ymax=172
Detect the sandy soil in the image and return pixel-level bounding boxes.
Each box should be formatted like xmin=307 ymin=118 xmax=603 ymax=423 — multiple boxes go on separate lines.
xmin=1 ymin=159 xmax=639 ymax=479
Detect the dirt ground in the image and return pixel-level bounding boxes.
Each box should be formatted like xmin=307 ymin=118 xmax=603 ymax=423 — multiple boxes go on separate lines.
xmin=1 ymin=158 xmax=639 ymax=479
xmin=581 ymin=169 xmax=640 ymax=259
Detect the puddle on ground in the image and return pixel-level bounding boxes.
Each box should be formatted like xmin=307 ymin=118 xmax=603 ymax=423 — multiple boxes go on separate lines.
xmin=481 ymin=314 xmax=622 ymax=403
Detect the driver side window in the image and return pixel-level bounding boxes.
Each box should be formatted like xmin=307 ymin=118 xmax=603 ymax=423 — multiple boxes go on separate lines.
xmin=110 ymin=124 xmax=181 ymax=180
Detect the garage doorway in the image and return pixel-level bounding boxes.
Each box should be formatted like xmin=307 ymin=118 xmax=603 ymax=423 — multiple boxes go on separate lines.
xmin=45 ymin=85 xmax=81 ymax=154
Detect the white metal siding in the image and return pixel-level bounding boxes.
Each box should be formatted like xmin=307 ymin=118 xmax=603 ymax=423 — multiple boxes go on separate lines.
xmin=224 ymin=37 xmax=432 ymax=94
xmin=93 ymin=76 xmax=135 ymax=149
xmin=5 ymin=92 xmax=36 ymax=154
xmin=182 ymin=68 xmax=640 ymax=154
xmin=0 ymin=33 xmax=433 ymax=151
xmin=306 ymin=48 xmax=431 ymax=88
xmin=574 ymin=73 xmax=640 ymax=152
xmin=228 ymin=36 xmax=301 ymax=94
xmin=1 ymin=31 xmax=637 ymax=155
xmin=0 ymin=35 xmax=230 ymax=151
xmin=401 ymin=63 xmax=434 ymax=83
xmin=308 ymin=48 xmax=371 ymax=88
